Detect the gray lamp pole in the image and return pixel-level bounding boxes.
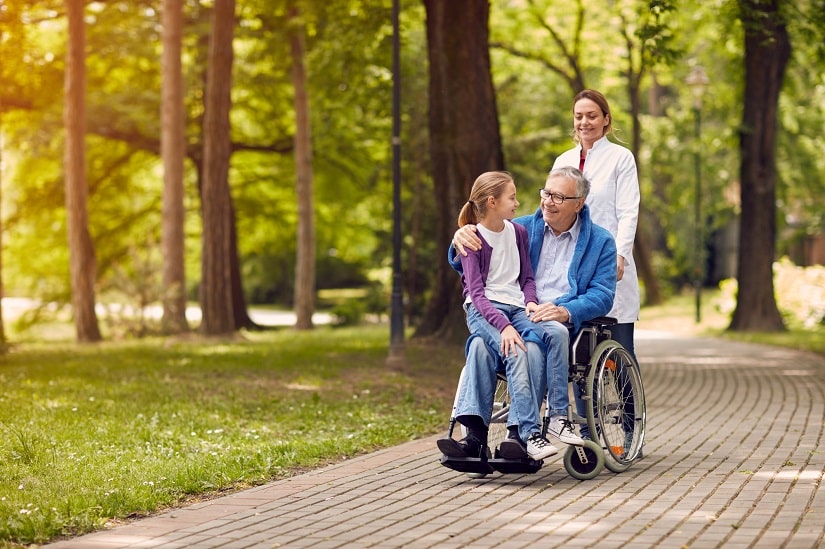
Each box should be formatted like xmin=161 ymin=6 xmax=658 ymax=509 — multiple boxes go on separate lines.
xmin=686 ymin=65 xmax=709 ymax=324
xmin=389 ymin=0 xmax=405 ymax=358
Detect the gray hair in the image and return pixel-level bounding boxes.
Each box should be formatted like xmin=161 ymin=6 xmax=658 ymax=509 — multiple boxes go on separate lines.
xmin=547 ymin=166 xmax=590 ymax=200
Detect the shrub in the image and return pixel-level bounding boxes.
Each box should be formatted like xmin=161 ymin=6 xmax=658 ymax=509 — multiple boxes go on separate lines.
xmin=715 ymin=258 xmax=825 ymax=329
xmin=330 ymin=300 xmax=366 ymax=327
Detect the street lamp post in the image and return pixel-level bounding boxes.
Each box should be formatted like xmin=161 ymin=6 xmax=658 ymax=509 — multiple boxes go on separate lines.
xmin=388 ymin=0 xmax=405 ymax=360
xmin=686 ymin=65 xmax=709 ymax=324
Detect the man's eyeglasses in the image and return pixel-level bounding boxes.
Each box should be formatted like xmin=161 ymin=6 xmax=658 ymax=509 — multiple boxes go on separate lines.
xmin=539 ymin=188 xmax=582 ymax=205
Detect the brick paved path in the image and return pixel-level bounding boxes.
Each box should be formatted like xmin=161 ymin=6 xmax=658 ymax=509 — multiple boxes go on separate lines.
xmin=46 ymin=331 xmax=825 ymax=548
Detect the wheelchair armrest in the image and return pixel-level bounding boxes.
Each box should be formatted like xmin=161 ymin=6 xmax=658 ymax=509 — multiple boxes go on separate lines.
xmin=562 ymin=317 xmax=617 ymax=331
xmin=581 ymin=316 xmax=617 ymax=328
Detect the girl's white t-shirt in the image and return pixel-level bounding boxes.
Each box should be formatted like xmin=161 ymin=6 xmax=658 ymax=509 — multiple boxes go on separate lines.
xmin=465 ymin=220 xmax=525 ymax=308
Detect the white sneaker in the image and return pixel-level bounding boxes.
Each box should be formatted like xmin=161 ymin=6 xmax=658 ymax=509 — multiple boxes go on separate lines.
xmin=547 ymin=416 xmax=584 ymax=445
xmin=526 ymin=433 xmax=558 ymax=460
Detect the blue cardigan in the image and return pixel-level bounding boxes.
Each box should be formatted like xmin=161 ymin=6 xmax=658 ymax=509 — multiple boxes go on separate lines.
xmin=449 ymin=204 xmax=617 ymax=333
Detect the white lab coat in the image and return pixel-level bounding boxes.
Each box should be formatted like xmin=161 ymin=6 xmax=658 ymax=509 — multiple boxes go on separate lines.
xmin=552 ymin=135 xmax=641 ymax=323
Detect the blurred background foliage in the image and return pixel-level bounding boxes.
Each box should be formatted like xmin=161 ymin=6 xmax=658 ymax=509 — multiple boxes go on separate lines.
xmin=0 ymin=0 xmax=823 ymax=335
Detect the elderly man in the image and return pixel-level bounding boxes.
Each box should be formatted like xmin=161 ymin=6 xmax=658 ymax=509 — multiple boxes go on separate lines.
xmin=440 ymin=166 xmax=616 ymax=459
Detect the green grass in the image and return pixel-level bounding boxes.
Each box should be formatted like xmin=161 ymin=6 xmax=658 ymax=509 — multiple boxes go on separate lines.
xmin=715 ymin=327 xmax=825 ymax=355
xmin=0 ymin=326 xmax=464 ymax=546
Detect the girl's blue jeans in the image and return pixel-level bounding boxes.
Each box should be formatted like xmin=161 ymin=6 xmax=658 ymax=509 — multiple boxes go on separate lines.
xmin=461 ymin=302 xmax=545 ymax=443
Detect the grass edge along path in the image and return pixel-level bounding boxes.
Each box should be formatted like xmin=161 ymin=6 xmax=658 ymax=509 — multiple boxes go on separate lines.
xmin=0 ymin=326 xmax=463 ymax=546
xmin=637 ymin=289 xmax=825 ymax=357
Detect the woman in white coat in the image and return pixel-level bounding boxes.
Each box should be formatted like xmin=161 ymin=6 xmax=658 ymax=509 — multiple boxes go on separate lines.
xmin=552 ymin=89 xmax=640 ymax=361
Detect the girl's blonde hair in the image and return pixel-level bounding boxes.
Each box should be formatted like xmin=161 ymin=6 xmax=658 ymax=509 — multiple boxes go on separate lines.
xmin=458 ymin=171 xmax=514 ymax=227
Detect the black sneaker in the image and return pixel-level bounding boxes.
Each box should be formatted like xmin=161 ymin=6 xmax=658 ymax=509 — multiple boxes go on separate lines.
xmin=437 ymin=435 xmax=483 ymax=458
xmin=498 ymin=437 xmax=528 ymax=459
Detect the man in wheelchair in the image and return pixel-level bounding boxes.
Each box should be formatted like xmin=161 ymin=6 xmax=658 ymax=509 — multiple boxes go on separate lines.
xmin=441 ymin=167 xmax=617 ymax=462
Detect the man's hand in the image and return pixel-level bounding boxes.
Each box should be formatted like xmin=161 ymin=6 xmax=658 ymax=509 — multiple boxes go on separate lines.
xmin=453 ymin=224 xmax=482 ymax=256
xmin=617 ymin=255 xmax=626 ymax=281
xmin=500 ymin=325 xmax=527 ymax=357
xmin=530 ymin=302 xmax=570 ymax=323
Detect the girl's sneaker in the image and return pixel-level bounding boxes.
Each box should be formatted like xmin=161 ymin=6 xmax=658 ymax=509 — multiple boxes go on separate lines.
xmin=526 ymin=433 xmax=558 ymax=460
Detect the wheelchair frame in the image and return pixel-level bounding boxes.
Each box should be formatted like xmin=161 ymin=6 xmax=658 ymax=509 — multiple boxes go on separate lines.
xmin=440 ymin=316 xmax=646 ymax=480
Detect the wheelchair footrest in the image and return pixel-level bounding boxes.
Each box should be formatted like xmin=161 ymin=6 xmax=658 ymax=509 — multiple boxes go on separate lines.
xmin=439 ymin=453 xmax=544 ymax=475
xmin=489 ymin=457 xmax=543 ymax=474
xmin=440 ymin=454 xmax=495 ymax=475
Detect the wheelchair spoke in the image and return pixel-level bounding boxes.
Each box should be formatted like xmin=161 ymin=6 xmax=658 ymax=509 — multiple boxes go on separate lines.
xmin=586 ymin=339 xmax=646 ymax=472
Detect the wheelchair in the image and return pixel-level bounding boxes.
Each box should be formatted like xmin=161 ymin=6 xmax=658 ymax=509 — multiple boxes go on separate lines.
xmin=439 ymin=316 xmax=646 ymax=480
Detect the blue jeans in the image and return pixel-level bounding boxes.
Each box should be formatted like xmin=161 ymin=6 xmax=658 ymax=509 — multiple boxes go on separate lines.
xmin=535 ymin=320 xmax=571 ymax=418
xmin=461 ymin=302 xmax=545 ymax=442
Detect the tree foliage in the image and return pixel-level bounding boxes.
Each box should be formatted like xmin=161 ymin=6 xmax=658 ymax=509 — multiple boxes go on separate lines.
xmin=0 ymin=0 xmax=823 ymax=341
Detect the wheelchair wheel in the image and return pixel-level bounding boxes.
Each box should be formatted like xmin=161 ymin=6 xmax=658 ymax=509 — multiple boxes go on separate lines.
xmin=488 ymin=374 xmax=510 ymax=448
xmin=585 ymin=340 xmax=646 ymax=473
xmin=563 ymin=440 xmax=604 ymax=480
xmin=461 ymin=373 xmax=509 ymax=478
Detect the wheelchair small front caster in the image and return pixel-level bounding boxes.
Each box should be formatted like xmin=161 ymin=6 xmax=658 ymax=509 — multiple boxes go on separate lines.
xmin=563 ymin=440 xmax=604 ymax=480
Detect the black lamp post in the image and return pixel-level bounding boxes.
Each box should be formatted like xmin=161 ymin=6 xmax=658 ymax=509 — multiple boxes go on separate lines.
xmin=389 ymin=0 xmax=405 ymax=357
xmin=686 ymin=65 xmax=709 ymax=324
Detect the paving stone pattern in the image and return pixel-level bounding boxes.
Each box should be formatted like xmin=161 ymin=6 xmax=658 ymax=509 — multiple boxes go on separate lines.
xmin=45 ymin=331 xmax=825 ymax=548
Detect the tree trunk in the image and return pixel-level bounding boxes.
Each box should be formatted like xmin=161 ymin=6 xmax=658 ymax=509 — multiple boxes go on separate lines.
xmin=0 ymin=86 xmax=6 ymax=353
xmin=628 ymin=79 xmax=662 ymax=306
xmin=289 ymin=5 xmax=316 ymax=331
xmin=64 ymin=0 xmax=102 ymax=343
xmin=729 ymin=0 xmax=789 ymax=332
xmin=646 ymin=78 xmax=671 ymax=256
xmin=199 ymin=0 xmax=236 ymax=335
xmin=228 ymin=201 xmax=257 ymax=329
xmin=406 ymin=169 xmax=423 ymax=324
xmin=160 ymin=0 xmax=189 ymax=334
xmin=189 ymin=8 xmax=256 ymax=333
xmin=416 ymin=0 xmax=504 ymax=342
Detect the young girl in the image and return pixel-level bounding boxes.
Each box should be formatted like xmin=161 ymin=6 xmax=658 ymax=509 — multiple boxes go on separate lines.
xmin=446 ymin=171 xmax=556 ymax=461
